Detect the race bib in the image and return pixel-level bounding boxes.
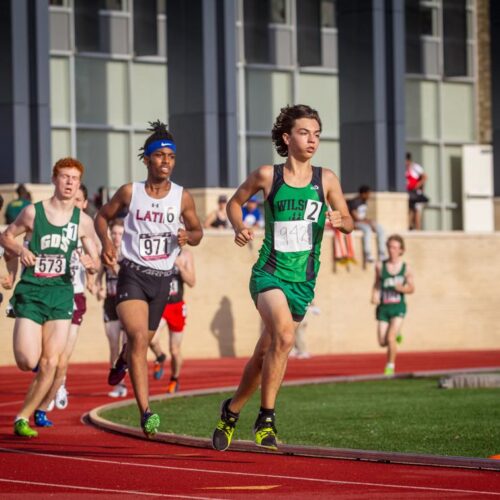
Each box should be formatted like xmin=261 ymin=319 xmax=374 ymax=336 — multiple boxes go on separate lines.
xmin=382 ymin=290 xmax=401 ymax=304
xmin=169 ymin=278 xmax=179 ymax=296
xmin=304 ymin=199 xmax=323 ymax=222
xmin=274 ymin=220 xmax=312 ymax=253
xmin=139 ymin=232 xmax=172 ymax=261
xmin=34 ymin=254 xmax=66 ymax=278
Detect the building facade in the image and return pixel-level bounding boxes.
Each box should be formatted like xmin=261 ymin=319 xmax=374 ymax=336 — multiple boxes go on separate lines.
xmin=0 ymin=0 xmax=498 ymax=230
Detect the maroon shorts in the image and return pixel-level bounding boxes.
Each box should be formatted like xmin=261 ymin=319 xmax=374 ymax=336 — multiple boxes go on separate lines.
xmin=161 ymin=300 xmax=186 ymax=332
xmin=72 ymin=293 xmax=87 ymax=326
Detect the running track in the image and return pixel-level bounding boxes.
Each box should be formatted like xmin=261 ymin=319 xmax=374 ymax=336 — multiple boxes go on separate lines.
xmin=0 ymin=350 xmax=499 ymax=498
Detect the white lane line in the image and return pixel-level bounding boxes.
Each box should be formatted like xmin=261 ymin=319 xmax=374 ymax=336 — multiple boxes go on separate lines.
xmin=0 ymin=478 xmax=220 ymax=499
xmin=0 ymin=400 xmax=23 ymax=408
xmin=1 ymin=447 xmax=499 ymax=496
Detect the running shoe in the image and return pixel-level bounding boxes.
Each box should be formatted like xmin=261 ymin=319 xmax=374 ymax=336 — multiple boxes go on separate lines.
xmin=396 ymin=333 xmax=403 ymax=344
xmin=254 ymin=417 xmax=278 ymax=450
xmin=55 ymin=384 xmax=68 ymax=410
xmin=212 ymin=398 xmax=239 ymax=451
xmin=47 ymin=399 xmax=55 ymax=412
xmin=108 ymin=344 xmax=128 ymax=386
xmin=14 ymin=419 xmax=38 ymax=438
xmin=141 ymin=411 xmax=160 ymax=438
xmin=34 ymin=410 xmax=53 ymax=427
xmin=384 ymin=365 xmax=395 ymax=376
xmin=153 ymin=354 xmax=166 ymax=380
xmin=108 ymin=383 xmax=127 ymax=398
xmin=166 ymin=379 xmax=179 ymax=394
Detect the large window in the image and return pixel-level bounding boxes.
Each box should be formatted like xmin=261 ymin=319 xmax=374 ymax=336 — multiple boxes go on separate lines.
xmin=241 ymin=0 xmax=340 ymax=177
xmin=76 ymin=58 xmax=129 ymax=126
xmin=405 ymin=0 xmax=472 ymax=78
xmin=50 ymin=1 xmax=169 ymax=195
xmin=405 ymin=0 xmax=476 ymax=230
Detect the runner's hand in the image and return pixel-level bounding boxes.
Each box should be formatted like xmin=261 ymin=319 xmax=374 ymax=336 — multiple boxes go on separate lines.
xmin=19 ymin=247 xmax=36 ymax=267
xmin=80 ymin=253 xmax=96 ymax=272
xmin=234 ymin=227 xmax=253 ymax=247
xmin=327 ymin=210 xmax=343 ymax=228
xmin=177 ymin=228 xmax=188 ymax=246
xmin=101 ymin=241 xmax=116 ymax=268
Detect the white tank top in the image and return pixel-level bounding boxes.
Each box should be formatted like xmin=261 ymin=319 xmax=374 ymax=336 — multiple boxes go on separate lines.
xmin=121 ymin=181 xmax=183 ymax=270
xmin=70 ymin=239 xmax=86 ymax=294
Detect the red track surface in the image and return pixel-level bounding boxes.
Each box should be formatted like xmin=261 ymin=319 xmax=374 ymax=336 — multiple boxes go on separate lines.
xmin=0 ymin=350 xmax=499 ymax=498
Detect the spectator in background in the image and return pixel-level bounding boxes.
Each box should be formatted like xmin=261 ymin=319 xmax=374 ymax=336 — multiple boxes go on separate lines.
xmin=242 ymin=195 xmax=263 ymax=227
xmin=5 ymin=184 xmax=32 ymax=224
xmin=204 ymin=195 xmax=230 ymax=229
xmin=406 ymin=152 xmax=428 ymax=230
xmin=348 ymin=185 xmax=386 ymax=263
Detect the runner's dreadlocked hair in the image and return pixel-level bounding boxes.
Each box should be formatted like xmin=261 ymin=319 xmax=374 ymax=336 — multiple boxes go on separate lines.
xmin=138 ymin=120 xmax=175 ymax=159
xmin=271 ymin=104 xmax=322 ymax=157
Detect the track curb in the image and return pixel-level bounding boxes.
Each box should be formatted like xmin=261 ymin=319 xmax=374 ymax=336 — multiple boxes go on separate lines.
xmin=87 ymin=367 xmax=500 ymax=472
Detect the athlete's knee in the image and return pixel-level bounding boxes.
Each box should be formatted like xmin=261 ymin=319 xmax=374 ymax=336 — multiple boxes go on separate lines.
xmin=169 ymin=339 xmax=182 ymax=356
xmin=15 ymin=355 xmax=38 ymax=372
xmin=38 ymin=355 xmax=59 ymax=374
xmin=128 ymin=334 xmax=150 ymax=353
xmin=56 ymin=354 xmax=70 ymax=373
xmin=273 ymin=330 xmax=295 ymax=353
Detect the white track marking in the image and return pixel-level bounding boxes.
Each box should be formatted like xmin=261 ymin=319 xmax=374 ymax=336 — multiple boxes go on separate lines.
xmin=0 ymin=400 xmax=23 ymax=408
xmin=1 ymin=447 xmax=499 ymax=496
xmin=0 ymin=478 xmax=220 ymax=499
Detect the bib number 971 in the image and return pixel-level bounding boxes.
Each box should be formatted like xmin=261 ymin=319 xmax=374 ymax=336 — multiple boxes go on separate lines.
xmin=139 ymin=233 xmax=171 ymax=261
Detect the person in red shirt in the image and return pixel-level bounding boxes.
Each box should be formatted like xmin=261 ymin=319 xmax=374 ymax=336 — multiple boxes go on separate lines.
xmin=405 ymin=152 xmax=428 ymax=230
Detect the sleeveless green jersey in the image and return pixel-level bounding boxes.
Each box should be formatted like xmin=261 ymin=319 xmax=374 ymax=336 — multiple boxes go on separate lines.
xmin=21 ymin=201 xmax=81 ymax=287
xmin=380 ymin=261 xmax=406 ymax=305
xmin=255 ymin=164 xmax=327 ymax=282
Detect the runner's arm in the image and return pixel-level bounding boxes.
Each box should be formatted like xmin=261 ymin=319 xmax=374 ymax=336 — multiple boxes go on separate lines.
xmin=371 ymin=261 xmax=382 ymax=305
xmin=323 ymin=169 xmax=353 ymax=234
xmin=177 ymin=250 xmax=195 ymax=287
xmin=79 ymin=212 xmax=101 ymax=274
xmin=396 ymin=264 xmax=415 ymax=294
xmin=0 ymin=204 xmax=36 ymax=267
xmin=178 ymin=190 xmax=203 ymax=247
xmin=94 ymin=184 xmax=131 ymax=267
xmin=227 ymin=165 xmax=273 ymax=246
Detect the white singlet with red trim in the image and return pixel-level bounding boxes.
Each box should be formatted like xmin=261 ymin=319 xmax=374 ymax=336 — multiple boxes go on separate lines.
xmin=121 ymin=181 xmax=183 ymax=270
xmin=70 ymin=239 xmax=86 ymax=293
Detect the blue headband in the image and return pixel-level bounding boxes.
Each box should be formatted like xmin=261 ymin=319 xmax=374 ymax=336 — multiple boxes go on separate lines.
xmin=144 ymin=139 xmax=176 ymax=157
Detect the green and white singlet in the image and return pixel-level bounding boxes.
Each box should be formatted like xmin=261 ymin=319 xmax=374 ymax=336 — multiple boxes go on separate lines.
xmin=21 ymin=202 xmax=80 ymax=287
xmin=255 ymin=164 xmax=327 ymax=282
xmin=10 ymin=202 xmax=81 ymax=323
xmin=379 ymin=261 xmax=406 ymax=306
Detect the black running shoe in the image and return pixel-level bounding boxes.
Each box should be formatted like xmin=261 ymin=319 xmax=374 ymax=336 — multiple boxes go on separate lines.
xmin=108 ymin=343 xmax=128 ymax=386
xmin=212 ymin=398 xmax=239 ymax=451
xmin=254 ymin=416 xmax=278 ymax=450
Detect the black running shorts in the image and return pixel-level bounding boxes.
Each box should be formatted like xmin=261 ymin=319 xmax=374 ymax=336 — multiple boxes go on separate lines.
xmin=116 ymin=259 xmax=173 ymax=331
xmin=103 ymin=295 xmax=119 ymax=323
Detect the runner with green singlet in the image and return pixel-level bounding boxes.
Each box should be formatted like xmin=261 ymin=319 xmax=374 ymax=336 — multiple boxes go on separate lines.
xmin=211 ymin=104 xmax=353 ymax=452
xmin=250 ymin=164 xmax=328 ymax=321
xmin=371 ymin=234 xmax=415 ymax=376
xmin=0 ymin=158 xmax=100 ymax=438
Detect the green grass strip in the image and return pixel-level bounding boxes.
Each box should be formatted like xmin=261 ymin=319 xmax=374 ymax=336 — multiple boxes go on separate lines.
xmin=100 ymin=377 xmax=500 ymax=458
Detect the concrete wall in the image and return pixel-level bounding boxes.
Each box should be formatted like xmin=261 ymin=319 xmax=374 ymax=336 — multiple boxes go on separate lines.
xmin=1 ymin=230 xmax=499 ymax=366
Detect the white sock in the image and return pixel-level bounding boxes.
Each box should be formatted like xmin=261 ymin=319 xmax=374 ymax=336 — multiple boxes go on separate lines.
xmin=386 ymin=362 xmax=395 ymax=369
